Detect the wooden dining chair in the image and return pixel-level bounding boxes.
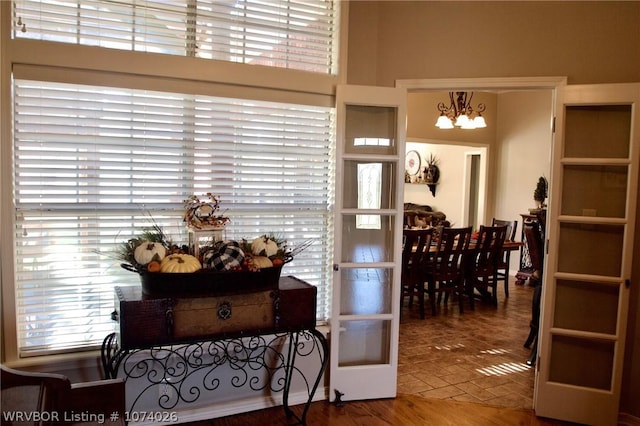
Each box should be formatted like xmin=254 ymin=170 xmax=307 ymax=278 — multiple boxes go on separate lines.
xmin=491 ymin=218 xmax=518 ymax=298
xmin=401 ymin=228 xmax=434 ymax=319
xmin=1 ymin=364 xmax=126 ymax=425
xmin=425 ymin=226 xmax=472 ymax=315
xmin=466 ymin=225 xmax=508 ymax=308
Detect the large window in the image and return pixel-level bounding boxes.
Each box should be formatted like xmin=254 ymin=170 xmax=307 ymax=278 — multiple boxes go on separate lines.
xmin=14 ymin=0 xmax=339 ymax=74
xmin=13 ymin=79 xmax=335 ymax=356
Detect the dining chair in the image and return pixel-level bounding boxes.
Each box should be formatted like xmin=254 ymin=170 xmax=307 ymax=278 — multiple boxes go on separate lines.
xmin=425 ymin=226 xmax=472 ymax=315
xmin=401 ymin=228 xmax=434 ymax=319
xmin=491 ymin=218 xmax=518 ymax=298
xmin=466 ymin=225 xmax=508 ymax=308
xmin=1 ymin=364 xmax=126 ymax=425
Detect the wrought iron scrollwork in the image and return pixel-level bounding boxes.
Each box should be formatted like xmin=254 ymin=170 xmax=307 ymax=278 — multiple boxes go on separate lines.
xmin=102 ymin=329 xmax=327 ymax=425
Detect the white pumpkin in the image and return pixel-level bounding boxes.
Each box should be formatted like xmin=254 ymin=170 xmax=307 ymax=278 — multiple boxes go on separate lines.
xmin=251 ymin=236 xmax=279 ymax=257
xmin=251 ymin=255 xmax=273 ymax=269
xmin=160 ymin=254 xmax=202 ymax=273
xmin=134 ymin=241 xmax=166 ymax=265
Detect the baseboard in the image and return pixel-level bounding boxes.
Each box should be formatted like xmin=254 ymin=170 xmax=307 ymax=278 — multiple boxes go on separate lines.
xmin=133 ymin=387 xmax=328 ymax=425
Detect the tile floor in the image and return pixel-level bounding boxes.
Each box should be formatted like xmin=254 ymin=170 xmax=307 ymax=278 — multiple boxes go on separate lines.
xmin=398 ymin=278 xmax=538 ymax=410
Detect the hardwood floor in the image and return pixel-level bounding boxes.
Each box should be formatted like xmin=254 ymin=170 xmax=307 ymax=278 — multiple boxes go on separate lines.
xmin=398 ymin=278 xmax=537 ymax=409
xmin=189 ymin=279 xmax=581 ymax=425
xmin=210 ymin=393 xmax=574 ymax=425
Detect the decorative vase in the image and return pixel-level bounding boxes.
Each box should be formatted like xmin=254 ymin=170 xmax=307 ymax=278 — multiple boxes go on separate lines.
xmin=424 ymin=164 xmax=439 ymax=185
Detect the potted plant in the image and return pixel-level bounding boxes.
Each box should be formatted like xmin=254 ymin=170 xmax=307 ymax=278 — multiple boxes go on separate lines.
xmin=424 ymin=153 xmax=439 ymax=184
xmin=533 ymin=176 xmax=548 ymax=208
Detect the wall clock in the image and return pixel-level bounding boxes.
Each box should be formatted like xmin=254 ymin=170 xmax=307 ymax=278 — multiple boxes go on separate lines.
xmin=405 ymin=150 xmax=421 ymax=175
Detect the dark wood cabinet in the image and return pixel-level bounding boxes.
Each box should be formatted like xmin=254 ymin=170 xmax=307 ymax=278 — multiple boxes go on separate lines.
xmin=112 ymin=275 xmax=316 ymax=350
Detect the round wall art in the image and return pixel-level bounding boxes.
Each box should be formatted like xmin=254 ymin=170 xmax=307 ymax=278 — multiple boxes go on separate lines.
xmin=405 ymin=150 xmax=421 ymax=175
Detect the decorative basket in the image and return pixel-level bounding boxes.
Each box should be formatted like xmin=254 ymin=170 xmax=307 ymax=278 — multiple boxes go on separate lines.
xmin=122 ymin=264 xmax=282 ymax=297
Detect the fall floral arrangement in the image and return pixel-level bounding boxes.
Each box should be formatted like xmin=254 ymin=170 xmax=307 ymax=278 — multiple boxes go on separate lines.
xmin=183 ymin=192 xmax=231 ymax=229
xmin=118 ymin=194 xmax=306 ymax=276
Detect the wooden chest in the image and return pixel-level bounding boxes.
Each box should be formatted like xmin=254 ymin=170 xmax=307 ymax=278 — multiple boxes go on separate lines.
xmin=113 ymin=275 xmax=317 ymax=350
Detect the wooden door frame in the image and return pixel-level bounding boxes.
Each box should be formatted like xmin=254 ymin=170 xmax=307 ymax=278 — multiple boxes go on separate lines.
xmin=395 ymin=75 xmax=568 ymax=403
xmin=462 ymin=150 xmax=485 ymax=230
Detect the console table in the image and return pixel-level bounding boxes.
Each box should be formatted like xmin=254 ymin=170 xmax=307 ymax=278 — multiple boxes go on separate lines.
xmin=101 ymin=276 xmax=327 ymax=425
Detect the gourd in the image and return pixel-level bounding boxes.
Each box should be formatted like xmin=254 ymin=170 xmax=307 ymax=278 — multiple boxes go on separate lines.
xmin=251 ymin=236 xmax=279 ymax=257
xmin=134 ymin=241 xmax=166 ymax=265
xmin=201 ymin=240 xmax=245 ymax=271
xmin=146 ymin=260 xmax=161 ymax=273
xmin=160 ymin=254 xmax=202 ymax=273
xmin=251 ymin=255 xmax=273 ymax=269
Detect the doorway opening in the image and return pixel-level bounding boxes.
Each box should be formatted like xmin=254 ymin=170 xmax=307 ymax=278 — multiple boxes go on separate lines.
xmin=405 ymin=140 xmax=487 ymax=230
xmin=396 ymin=76 xmax=566 ymax=410
xmin=465 ymin=153 xmax=481 ymax=229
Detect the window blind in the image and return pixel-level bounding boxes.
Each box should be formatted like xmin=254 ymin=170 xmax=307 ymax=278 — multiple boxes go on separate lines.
xmin=14 ymin=0 xmax=338 ymax=74
xmin=13 ymin=79 xmax=335 ymax=356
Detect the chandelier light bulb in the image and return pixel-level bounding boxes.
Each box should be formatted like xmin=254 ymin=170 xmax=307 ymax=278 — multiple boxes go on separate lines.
xmin=455 ymin=113 xmax=470 ymax=127
xmin=461 ymin=118 xmax=477 ymax=129
xmin=473 ymin=115 xmax=487 ymax=128
xmin=436 ymin=115 xmax=454 ymax=129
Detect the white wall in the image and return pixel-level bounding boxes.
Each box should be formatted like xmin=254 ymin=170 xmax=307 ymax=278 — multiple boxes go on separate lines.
xmin=493 ymin=90 xmax=553 ymax=272
xmin=405 ymin=90 xmax=553 ymax=274
xmin=404 ymin=141 xmax=487 ymax=229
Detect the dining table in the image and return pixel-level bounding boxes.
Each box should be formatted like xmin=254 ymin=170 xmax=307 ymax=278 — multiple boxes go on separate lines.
xmin=402 ymin=227 xmax=523 ymax=266
xmin=403 ymin=229 xmax=523 ymax=253
xmin=403 ymin=227 xmax=524 ymax=304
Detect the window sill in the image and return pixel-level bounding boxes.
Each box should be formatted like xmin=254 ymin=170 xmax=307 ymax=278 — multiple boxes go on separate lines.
xmin=4 ymin=350 xmax=104 ymax=381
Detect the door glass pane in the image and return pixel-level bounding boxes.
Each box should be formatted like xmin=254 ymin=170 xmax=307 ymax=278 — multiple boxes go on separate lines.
xmin=554 ymin=279 xmax=618 ymax=334
xmin=561 ymin=165 xmax=627 ymax=218
xmin=340 ymin=268 xmax=392 ymax=315
xmin=341 ymin=214 xmax=396 ymax=263
xmin=549 ymin=335 xmax=613 ymax=390
xmin=338 ymin=320 xmax=391 ymax=366
xmin=344 ymin=105 xmax=397 ymax=155
xmin=564 ymin=105 xmax=631 ymax=159
xmin=558 ymin=223 xmax=623 ymax=276
xmin=343 ymin=160 xmax=397 ymax=210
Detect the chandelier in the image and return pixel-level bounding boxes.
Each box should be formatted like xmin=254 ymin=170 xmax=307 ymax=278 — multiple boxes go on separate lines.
xmin=435 ymin=91 xmax=487 ymax=130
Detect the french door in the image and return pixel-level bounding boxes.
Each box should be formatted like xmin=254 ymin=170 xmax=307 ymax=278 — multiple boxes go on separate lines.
xmin=329 ymin=85 xmax=406 ymax=401
xmin=534 ymin=83 xmax=640 ymax=425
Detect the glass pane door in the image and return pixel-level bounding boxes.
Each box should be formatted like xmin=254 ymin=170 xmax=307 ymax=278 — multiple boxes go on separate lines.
xmin=534 ymin=84 xmax=640 ymax=425
xmin=329 ymin=85 xmax=406 ymax=401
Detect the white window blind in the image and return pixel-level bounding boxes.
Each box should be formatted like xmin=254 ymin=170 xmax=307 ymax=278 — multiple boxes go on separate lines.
xmin=13 ymin=79 xmax=335 ymax=356
xmin=14 ymin=0 xmax=338 ymax=74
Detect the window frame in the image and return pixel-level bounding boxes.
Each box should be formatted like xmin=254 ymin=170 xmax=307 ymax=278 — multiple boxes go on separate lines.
xmin=13 ymin=0 xmax=340 ymax=76
xmin=12 ymin=77 xmax=335 ymax=357
xmin=0 ymin=0 xmax=348 ymax=363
